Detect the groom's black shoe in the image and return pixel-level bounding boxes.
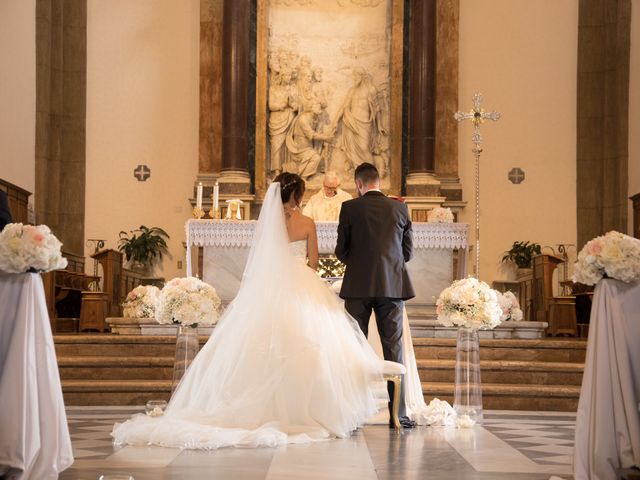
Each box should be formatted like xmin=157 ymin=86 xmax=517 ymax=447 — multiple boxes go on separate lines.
xmin=390 ymin=416 xmax=417 ymax=429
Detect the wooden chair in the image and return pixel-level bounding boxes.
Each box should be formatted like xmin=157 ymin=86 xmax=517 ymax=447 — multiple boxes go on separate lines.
xmin=383 ymin=360 xmax=406 ymax=430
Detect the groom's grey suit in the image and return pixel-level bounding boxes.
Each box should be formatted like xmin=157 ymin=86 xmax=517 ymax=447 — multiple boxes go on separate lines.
xmin=335 ymin=190 xmax=415 ymax=418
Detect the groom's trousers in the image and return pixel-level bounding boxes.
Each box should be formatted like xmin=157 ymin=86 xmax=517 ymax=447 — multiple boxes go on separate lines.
xmin=344 ymin=297 xmax=406 ymax=418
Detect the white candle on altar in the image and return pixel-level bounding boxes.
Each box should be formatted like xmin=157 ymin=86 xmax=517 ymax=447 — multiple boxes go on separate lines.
xmin=213 ymin=181 xmax=219 ymax=212
xmin=197 ymin=182 xmax=203 ymax=209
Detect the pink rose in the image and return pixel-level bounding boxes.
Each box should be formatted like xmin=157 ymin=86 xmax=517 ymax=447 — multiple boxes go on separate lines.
xmin=588 ymin=240 xmax=603 ymax=255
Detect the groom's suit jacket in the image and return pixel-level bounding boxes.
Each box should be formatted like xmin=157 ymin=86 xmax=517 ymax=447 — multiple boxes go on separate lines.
xmin=335 ymin=191 xmax=415 ymax=300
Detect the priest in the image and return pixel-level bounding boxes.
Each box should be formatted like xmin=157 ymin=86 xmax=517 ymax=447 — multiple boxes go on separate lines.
xmin=302 ymin=171 xmax=352 ymax=221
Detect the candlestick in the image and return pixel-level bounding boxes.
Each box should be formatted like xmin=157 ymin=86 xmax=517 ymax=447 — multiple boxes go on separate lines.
xmin=196 ymin=182 xmax=203 ymax=209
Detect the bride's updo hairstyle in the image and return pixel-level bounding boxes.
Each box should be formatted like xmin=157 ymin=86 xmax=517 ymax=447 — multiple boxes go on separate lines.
xmin=274 ymin=172 xmax=305 ymax=206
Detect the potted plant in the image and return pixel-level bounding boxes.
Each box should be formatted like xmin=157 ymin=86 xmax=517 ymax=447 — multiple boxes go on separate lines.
xmin=501 ymin=241 xmax=541 ymax=278
xmin=118 ymin=225 xmax=170 ymax=275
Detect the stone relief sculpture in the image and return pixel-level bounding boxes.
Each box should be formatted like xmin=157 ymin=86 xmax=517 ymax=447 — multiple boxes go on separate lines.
xmin=267 ymin=50 xmax=390 ymax=184
xmin=267 ymin=67 xmax=298 ymax=174
xmin=265 ymin=0 xmax=393 ymax=188
xmin=328 ymin=67 xmax=388 ymax=177
xmin=284 ymin=102 xmax=335 ymax=180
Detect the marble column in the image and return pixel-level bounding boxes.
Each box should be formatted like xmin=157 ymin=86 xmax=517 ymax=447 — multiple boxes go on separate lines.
xmin=435 ymin=0 xmax=461 ymax=202
xmin=219 ymin=0 xmax=251 ymax=194
xmin=35 ymin=0 xmax=86 ymax=255
xmin=199 ymin=0 xmax=223 ymax=177
xmin=406 ymin=0 xmax=440 ymax=198
xmin=576 ymin=0 xmax=630 ymax=247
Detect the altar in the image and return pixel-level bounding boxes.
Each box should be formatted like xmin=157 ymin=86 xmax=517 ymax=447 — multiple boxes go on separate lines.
xmin=185 ymin=220 xmax=469 ymax=313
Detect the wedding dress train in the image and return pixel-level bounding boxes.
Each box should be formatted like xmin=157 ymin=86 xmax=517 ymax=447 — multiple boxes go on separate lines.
xmin=112 ymin=183 xmax=384 ymax=449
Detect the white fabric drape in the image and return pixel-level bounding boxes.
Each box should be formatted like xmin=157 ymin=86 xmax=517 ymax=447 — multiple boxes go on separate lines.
xmin=0 ymin=272 xmax=73 ymax=479
xmin=574 ymin=279 xmax=640 ymax=480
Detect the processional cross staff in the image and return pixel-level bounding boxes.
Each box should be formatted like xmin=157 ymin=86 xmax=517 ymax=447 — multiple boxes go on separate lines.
xmin=454 ymin=93 xmax=501 ymax=279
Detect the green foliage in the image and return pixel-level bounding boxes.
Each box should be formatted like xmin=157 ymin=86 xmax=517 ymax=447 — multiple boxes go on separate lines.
xmin=501 ymin=241 xmax=542 ymax=269
xmin=118 ymin=225 xmax=170 ymax=266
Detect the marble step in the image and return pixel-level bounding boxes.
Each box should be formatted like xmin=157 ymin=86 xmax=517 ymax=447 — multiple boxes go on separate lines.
xmin=416 ymin=359 xmax=584 ymax=385
xmin=54 ymin=334 xmax=208 ymax=357
xmin=60 ymin=379 xmax=580 ymax=411
xmin=58 ymin=356 xmax=175 ymax=380
xmin=422 ymin=382 xmax=581 ymax=412
xmin=57 ymin=355 xmax=585 ymax=386
xmin=61 ymin=379 xmax=172 ymax=406
xmin=413 ymin=338 xmax=587 ymax=362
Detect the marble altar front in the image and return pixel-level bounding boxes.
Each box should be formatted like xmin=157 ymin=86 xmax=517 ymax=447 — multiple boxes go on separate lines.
xmin=185 ymin=220 xmax=469 ymax=311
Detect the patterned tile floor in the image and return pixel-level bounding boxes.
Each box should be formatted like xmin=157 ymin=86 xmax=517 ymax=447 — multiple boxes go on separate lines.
xmin=60 ymin=407 xmax=574 ymax=480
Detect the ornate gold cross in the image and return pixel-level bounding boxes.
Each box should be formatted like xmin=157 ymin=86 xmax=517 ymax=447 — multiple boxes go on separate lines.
xmin=454 ymin=93 xmax=501 ymax=279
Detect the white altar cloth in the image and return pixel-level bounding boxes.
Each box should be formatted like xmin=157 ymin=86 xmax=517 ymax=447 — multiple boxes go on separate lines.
xmin=0 ymin=272 xmax=73 ymax=480
xmin=574 ymin=279 xmax=640 ymax=480
xmin=185 ymin=219 xmax=469 ymax=274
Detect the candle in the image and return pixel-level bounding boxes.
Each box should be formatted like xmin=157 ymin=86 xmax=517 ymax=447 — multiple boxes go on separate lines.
xmin=196 ymin=182 xmax=203 ymax=209
xmin=213 ymin=181 xmax=219 ymax=213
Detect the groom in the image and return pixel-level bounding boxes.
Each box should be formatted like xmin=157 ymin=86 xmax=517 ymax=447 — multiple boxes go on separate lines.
xmin=335 ymin=162 xmax=416 ymax=429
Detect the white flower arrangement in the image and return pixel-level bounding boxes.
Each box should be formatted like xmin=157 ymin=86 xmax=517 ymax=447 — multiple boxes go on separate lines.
xmin=436 ymin=277 xmax=502 ymax=330
xmin=0 ymin=223 xmax=68 ymax=273
xmin=122 ymin=285 xmax=160 ymax=318
xmin=155 ymin=277 xmax=221 ymax=328
xmin=496 ymin=291 xmax=523 ymax=322
xmin=427 ymin=207 xmax=454 ymax=223
xmin=572 ymin=231 xmax=640 ymax=286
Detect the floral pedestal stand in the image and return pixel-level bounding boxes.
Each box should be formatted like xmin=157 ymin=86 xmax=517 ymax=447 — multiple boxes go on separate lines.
xmin=453 ymin=327 xmax=483 ymax=424
xmin=171 ymin=325 xmax=200 ymax=395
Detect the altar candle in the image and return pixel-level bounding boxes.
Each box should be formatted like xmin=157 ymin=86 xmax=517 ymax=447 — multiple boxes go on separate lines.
xmin=213 ymin=181 xmax=219 ymax=212
xmin=197 ymin=182 xmax=203 ymax=209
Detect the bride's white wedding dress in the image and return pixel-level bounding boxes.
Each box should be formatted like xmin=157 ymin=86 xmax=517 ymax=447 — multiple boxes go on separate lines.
xmin=112 ymin=183 xmax=384 ymax=449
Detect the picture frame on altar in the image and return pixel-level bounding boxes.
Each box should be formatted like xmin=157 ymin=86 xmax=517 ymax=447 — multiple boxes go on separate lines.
xmin=254 ymin=0 xmax=404 ymax=199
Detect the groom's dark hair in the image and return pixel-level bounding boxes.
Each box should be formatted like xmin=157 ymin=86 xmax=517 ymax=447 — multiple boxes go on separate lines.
xmin=354 ymin=162 xmax=380 ymax=185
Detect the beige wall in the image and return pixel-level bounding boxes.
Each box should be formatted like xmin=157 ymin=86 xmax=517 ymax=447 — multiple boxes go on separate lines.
xmin=630 ymin=0 xmax=640 ymax=235
xmin=457 ymin=0 xmax=579 ymax=289
xmin=0 ymin=0 xmax=36 ymax=194
xmin=85 ymin=0 xmax=200 ymax=280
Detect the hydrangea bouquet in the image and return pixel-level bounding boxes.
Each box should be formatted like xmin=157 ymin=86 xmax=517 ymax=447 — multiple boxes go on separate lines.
xmin=572 ymin=231 xmax=640 ymax=286
xmin=427 ymin=207 xmax=454 ymax=223
xmin=156 ymin=277 xmax=221 ymax=328
xmin=0 ymin=223 xmax=68 ymax=273
xmin=122 ymin=285 xmax=160 ymax=318
xmin=496 ymin=291 xmax=523 ymax=322
xmin=436 ymin=277 xmax=502 ymax=330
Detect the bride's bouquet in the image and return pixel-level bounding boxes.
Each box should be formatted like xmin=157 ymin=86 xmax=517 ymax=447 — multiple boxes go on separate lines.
xmin=0 ymin=223 xmax=68 ymax=273
xmin=427 ymin=207 xmax=454 ymax=223
xmin=156 ymin=277 xmax=221 ymax=327
xmin=436 ymin=277 xmax=502 ymax=330
xmin=122 ymin=285 xmax=160 ymax=318
xmin=572 ymin=231 xmax=640 ymax=285
xmin=496 ymin=291 xmax=523 ymax=322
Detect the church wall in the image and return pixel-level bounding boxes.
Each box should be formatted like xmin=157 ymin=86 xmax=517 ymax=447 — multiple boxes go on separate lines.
xmin=629 ymin=1 xmax=640 ymax=235
xmin=0 ymin=0 xmax=36 ymax=194
xmin=85 ymin=0 xmax=200 ymax=281
xmin=457 ymin=0 xmax=579 ymax=290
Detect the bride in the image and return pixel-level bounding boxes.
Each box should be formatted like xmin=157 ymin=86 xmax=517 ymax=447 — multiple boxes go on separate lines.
xmin=112 ymin=173 xmax=387 ymax=449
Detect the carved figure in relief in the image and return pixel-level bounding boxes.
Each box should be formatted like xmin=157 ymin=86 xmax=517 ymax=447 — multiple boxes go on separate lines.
xmin=329 ymin=67 xmax=386 ymax=174
xmin=268 ymin=68 xmax=299 ymax=174
xmin=311 ymin=66 xmax=330 ymax=151
xmin=284 ymin=102 xmax=335 ymax=180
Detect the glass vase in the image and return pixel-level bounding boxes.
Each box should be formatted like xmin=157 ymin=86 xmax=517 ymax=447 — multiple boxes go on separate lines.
xmin=453 ymin=327 xmax=483 ymax=424
xmin=171 ymin=325 xmax=200 ymax=395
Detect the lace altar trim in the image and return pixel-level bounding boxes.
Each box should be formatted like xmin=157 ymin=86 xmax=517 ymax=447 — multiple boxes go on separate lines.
xmin=186 ymin=219 xmax=469 ymax=250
